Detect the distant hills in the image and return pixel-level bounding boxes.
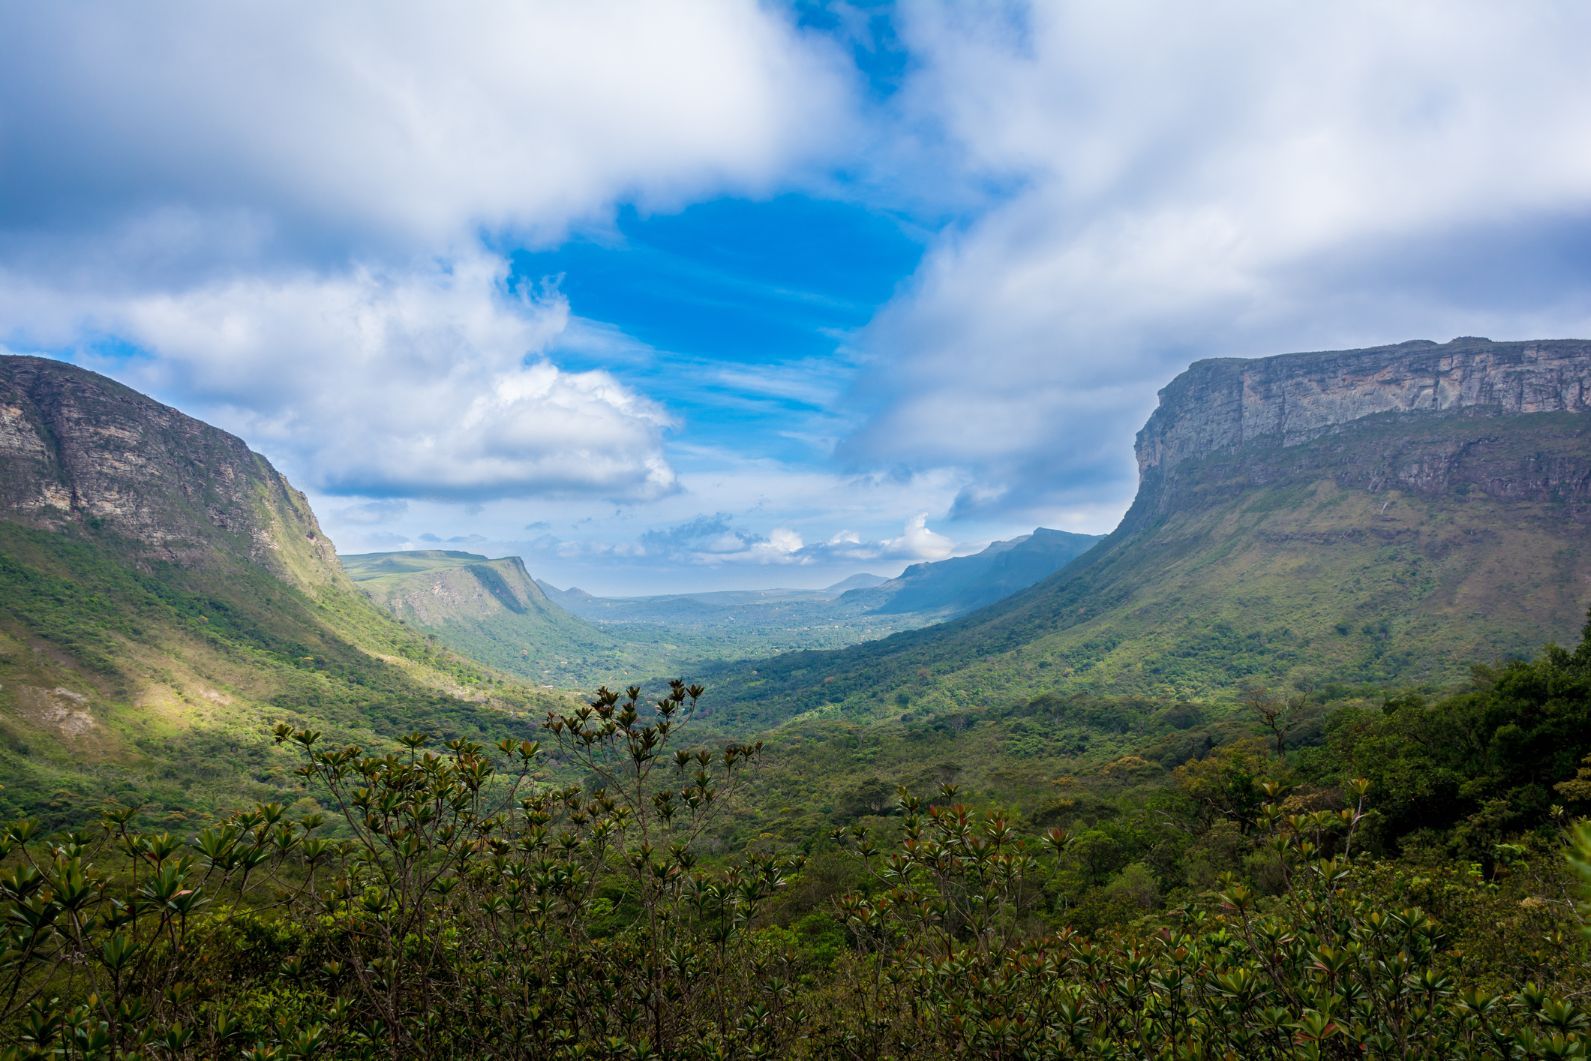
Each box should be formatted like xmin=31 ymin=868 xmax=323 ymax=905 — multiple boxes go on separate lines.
xmin=704 ymin=338 xmax=1591 ymax=729
xmin=343 ymin=548 xmax=676 ymax=686
xmin=825 ymin=572 xmax=888 ymax=593
xmin=0 ymin=356 xmax=554 ymax=823
xmin=346 ymin=529 xmax=1102 ymax=687
xmin=840 ymin=528 xmax=1101 ymax=616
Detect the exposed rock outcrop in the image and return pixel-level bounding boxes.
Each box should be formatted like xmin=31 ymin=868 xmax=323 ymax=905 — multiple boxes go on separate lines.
xmin=1136 ymin=338 xmax=1591 ymax=475
xmin=1129 ymin=339 xmax=1591 ymax=524
xmin=0 ymin=355 xmax=340 ymax=584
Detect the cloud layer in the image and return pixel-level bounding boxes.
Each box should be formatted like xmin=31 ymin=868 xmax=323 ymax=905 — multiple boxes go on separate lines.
xmin=845 ymin=1 xmax=1591 ymax=518
xmin=0 ymin=2 xmax=852 ymax=275
xmin=8 ymin=3 xmax=1591 ymax=589
xmin=4 ymin=255 xmax=675 ymax=500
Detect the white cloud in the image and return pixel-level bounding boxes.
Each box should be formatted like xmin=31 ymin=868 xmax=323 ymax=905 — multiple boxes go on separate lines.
xmin=2 ymin=253 xmax=677 ymax=500
xmin=0 ymin=2 xmax=855 ymax=279
xmin=335 ymin=499 xmax=409 ymax=526
xmin=880 ymin=514 xmax=954 ymax=563
xmin=0 ymin=1 xmax=857 ymax=506
xmin=847 ymin=1 xmax=1591 ymax=518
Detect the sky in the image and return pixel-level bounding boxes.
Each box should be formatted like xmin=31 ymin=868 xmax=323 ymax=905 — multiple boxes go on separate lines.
xmin=4 ymin=1 xmax=1591 ymax=594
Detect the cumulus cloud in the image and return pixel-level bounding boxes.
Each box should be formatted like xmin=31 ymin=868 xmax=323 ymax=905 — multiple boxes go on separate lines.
xmin=880 ymin=514 xmax=954 ymax=563
xmin=0 ymin=2 xmax=854 ymax=280
xmin=846 ymin=1 xmax=1591 ymax=517
xmin=1 ymin=254 xmax=677 ymax=501
xmin=0 ymin=2 xmax=856 ymax=506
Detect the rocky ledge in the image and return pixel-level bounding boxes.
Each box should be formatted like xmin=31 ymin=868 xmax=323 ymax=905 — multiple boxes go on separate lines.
xmin=1136 ymin=337 xmax=1591 ymax=476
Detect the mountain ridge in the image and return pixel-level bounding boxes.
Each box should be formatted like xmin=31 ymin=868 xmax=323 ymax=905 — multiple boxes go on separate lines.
xmin=701 ymin=338 xmax=1591 ymax=730
xmin=840 ymin=527 xmax=1102 ymax=616
xmin=0 ymin=354 xmax=341 ymax=587
xmin=0 ymin=356 xmax=549 ymax=823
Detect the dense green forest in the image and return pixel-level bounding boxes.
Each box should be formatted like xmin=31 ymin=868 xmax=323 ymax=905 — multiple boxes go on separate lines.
xmin=4 ymin=618 xmax=1591 ymax=1057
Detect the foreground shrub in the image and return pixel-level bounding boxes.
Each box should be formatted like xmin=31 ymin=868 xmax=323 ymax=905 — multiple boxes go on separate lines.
xmin=0 ymin=679 xmax=1586 ymax=1058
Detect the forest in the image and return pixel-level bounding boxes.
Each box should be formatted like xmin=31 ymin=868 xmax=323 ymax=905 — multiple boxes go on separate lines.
xmin=4 ymin=617 xmax=1591 ymax=1058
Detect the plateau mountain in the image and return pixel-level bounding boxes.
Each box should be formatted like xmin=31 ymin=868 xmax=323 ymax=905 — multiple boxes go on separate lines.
xmin=703 ymin=338 xmax=1591 ymax=729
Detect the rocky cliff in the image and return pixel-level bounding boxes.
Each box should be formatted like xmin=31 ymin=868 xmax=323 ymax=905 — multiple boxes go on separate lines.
xmin=1130 ymin=339 xmax=1591 ymax=523
xmin=0 ymin=355 xmax=341 ymax=585
xmin=707 ymin=337 xmax=1591 ymax=728
xmin=1137 ymin=338 xmax=1591 ymax=474
xmin=0 ymin=360 xmax=546 ymax=824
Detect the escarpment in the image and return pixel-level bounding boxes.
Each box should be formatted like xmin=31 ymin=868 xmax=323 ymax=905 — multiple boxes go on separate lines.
xmin=0 ymin=355 xmax=341 ymax=585
xmin=1129 ymin=339 xmax=1591 ymax=523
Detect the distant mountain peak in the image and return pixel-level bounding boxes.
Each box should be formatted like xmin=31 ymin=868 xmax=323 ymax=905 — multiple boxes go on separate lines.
xmin=823 ymin=572 xmax=888 ymax=594
xmin=840 ymin=527 xmax=1102 ymax=617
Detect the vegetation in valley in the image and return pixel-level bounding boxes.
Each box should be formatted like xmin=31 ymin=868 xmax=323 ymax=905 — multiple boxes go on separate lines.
xmin=3 ymin=619 xmax=1591 ymax=1057
xmin=340 ymin=530 xmax=1100 ymax=692
xmin=342 ymin=550 xmax=927 ymax=689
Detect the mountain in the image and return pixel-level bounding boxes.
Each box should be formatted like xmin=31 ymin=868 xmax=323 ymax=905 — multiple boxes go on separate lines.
xmin=824 ymin=572 xmax=888 ymax=593
xmin=0 ymin=356 xmax=550 ymax=824
xmin=840 ymin=528 xmax=1102 ymax=616
xmin=343 ymin=549 xmax=670 ymax=686
xmin=704 ymin=338 xmax=1591 ymax=728
xmin=0 ymin=354 xmax=340 ymax=587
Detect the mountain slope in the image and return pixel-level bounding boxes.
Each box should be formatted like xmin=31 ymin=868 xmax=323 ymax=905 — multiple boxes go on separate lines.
xmin=0 ymin=356 xmax=552 ymax=823
xmin=703 ymin=338 xmax=1591 ymax=729
xmin=343 ymin=549 xmax=677 ymax=686
xmin=841 ymin=528 xmax=1102 ymax=616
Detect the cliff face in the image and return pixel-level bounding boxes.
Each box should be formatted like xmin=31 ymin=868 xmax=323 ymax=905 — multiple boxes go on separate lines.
xmin=1131 ymin=339 xmax=1591 ymax=523
xmin=1137 ymin=338 xmax=1591 ymax=474
xmin=708 ymin=337 xmax=1591 ymax=728
xmin=0 ymin=355 xmax=341 ymax=585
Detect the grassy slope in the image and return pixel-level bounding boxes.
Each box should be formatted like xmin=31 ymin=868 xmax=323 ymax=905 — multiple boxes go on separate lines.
xmin=701 ymin=412 xmax=1590 ymax=732
xmin=0 ymin=524 xmax=560 ymax=826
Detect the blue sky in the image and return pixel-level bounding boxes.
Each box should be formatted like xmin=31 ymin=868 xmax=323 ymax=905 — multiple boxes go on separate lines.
xmin=4 ymin=2 xmax=1591 ymax=593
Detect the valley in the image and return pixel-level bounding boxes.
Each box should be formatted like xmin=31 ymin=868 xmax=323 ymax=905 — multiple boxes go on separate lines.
xmin=0 ymin=357 xmax=558 ymax=825
xmin=341 ymin=527 xmax=1101 ymax=687
xmin=2 ymin=339 xmax=1590 ymax=1056
xmin=8 ymin=10 xmax=1591 ymax=1054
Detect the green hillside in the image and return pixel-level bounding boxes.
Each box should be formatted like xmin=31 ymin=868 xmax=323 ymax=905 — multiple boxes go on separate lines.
xmin=0 ymin=358 xmax=559 ymax=825
xmin=343 ymin=549 xmax=690 ymax=686
xmin=0 ymin=522 xmax=558 ymax=826
xmin=703 ymin=408 xmax=1591 ymax=731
